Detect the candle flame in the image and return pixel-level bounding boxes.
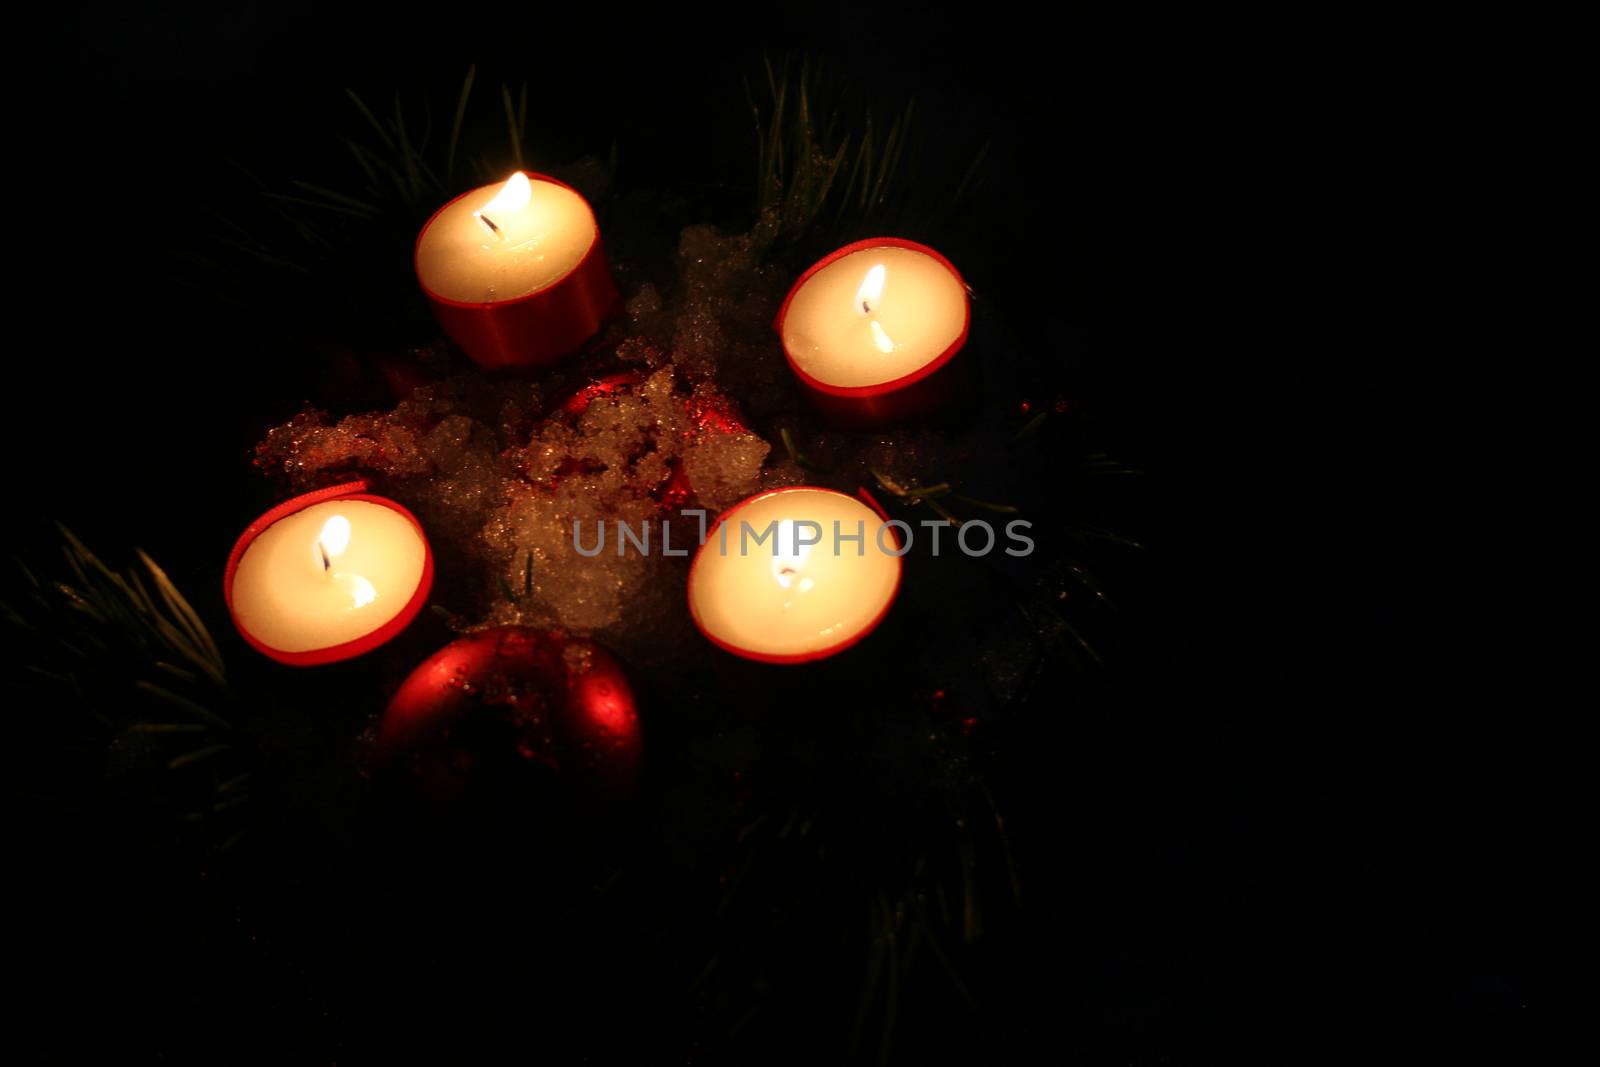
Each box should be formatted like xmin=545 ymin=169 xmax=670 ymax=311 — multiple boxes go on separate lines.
xmin=317 ymin=514 xmax=352 ymax=562
xmin=856 ymin=263 xmax=886 ymax=314
xmin=771 ymin=519 xmax=816 ymax=593
xmin=473 ymin=171 xmax=533 ymax=239
xmin=485 ymin=171 xmax=533 ymax=214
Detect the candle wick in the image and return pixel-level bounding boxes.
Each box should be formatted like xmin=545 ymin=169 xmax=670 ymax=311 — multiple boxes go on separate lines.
xmin=318 ymin=541 xmax=332 ymax=572
xmin=474 ymin=211 xmax=505 ymax=240
xmin=862 ymin=300 xmax=872 ymax=314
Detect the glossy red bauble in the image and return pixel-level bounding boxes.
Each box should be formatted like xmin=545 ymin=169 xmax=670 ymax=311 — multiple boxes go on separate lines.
xmin=376 ymin=626 xmax=641 ymax=805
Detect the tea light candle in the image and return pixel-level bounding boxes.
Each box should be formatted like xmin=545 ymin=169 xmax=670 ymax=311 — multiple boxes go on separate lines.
xmin=415 ymin=171 xmax=619 ymax=371
xmin=776 ymin=238 xmax=971 ymax=424
xmin=224 ymin=480 xmax=433 ymax=666
xmin=687 ymin=487 xmax=902 ymax=663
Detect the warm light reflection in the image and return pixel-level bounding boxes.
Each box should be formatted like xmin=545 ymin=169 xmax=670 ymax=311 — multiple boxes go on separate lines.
xmin=580 ymin=675 xmax=635 ymax=734
xmin=342 ymin=574 xmax=379 ymax=609
xmin=869 ymin=319 xmax=896 ymax=353
xmin=856 ymin=263 xmax=886 ymax=314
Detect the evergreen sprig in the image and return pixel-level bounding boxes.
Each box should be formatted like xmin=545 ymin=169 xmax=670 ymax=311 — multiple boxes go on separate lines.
xmin=748 ymin=54 xmax=988 ymax=251
xmin=190 ymin=65 xmax=543 ymax=312
xmin=5 ymin=528 xmax=248 ymax=848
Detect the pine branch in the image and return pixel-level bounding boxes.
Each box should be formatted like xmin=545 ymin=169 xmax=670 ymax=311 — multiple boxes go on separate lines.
xmin=6 ymin=528 xmax=248 ymax=849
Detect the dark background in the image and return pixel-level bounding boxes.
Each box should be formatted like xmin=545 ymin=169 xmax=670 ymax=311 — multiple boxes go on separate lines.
xmin=6 ymin=3 xmax=1554 ymax=1062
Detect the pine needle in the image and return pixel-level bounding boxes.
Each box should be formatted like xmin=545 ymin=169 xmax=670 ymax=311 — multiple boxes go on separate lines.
xmin=134 ymin=681 xmax=231 ymax=730
xmin=446 ymin=65 xmax=476 ymax=183
xmin=167 ymin=743 xmax=231 ymax=771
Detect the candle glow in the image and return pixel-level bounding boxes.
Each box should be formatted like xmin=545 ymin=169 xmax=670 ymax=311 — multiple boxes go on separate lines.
xmin=472 ymin=170 xmax=533 ymax=239
xmin=227 ymin=489 xmax=431 ymax=663
xmin=688 ymin=488 xmax=902 ymax=663
xmin=780 ymin=243 xmax=968 ymax=391
xmin=416 ymin=170 xmax=597 ymax=304
xmin=414 ymin=170 xmax=618 ymax=370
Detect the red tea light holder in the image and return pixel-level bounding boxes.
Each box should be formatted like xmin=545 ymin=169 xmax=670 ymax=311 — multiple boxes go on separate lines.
xmin=687 ymin=486 xmax=904 ymax=664
xmin=224 ymin=479 xmax=434 ymax=666
xmin=776 ymin=237 xmax=973 ymax=425
xmin=415 ymin=171 xmax=620 ymax=371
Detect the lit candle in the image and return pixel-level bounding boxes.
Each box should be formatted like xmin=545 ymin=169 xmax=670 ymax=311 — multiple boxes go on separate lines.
xmin=415 ymin=171 xmax=619 ymax=370
xmin=776 ymin=238 xmax=971 ymax=424
xmin=224 ymin=480 xmax=433 ymax=665
xmin=687 ymin=487 xmax=902 ymax=663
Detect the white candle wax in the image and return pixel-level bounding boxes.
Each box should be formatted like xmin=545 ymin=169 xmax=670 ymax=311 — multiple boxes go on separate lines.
xmin=688 ymin=488 xmax=902 ymax=662
xmin=780 ymin=245 xmax=968 ymax=390
xmin=415 ymin=172 xmax=597 ymax=304
xmin=230 ymin=499 xmax=428 ymax=654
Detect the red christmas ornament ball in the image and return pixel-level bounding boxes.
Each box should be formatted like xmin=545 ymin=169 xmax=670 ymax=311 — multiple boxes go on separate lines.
xmin=376 ymin=626 xmax=642 ymax=805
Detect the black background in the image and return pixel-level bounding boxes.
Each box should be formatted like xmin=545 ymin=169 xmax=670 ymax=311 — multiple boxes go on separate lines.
xmin=6 ymin=3 xmax=1555 ymax=1062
